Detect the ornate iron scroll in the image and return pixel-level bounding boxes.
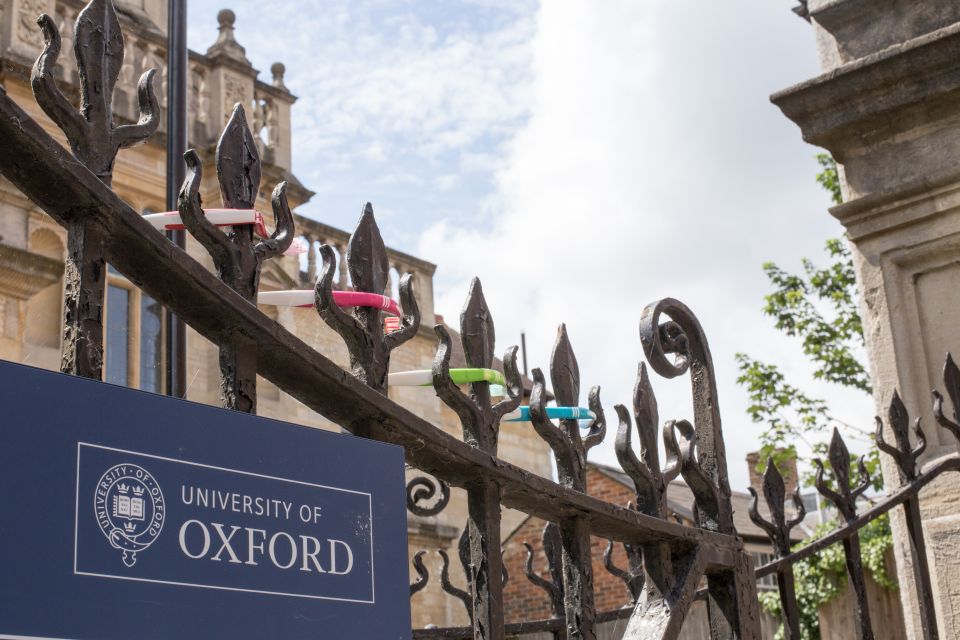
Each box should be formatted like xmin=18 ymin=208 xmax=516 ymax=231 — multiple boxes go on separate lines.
xmin=523 ymin=522 xmax=566 ymax=618
xmin=407 ymin=473 xmax=451 ymax=518
xmin=529 ymin=324 xmax=606 ymax=640
xmin=178 ymin=105 xmax=294 ymax=413
xmin=603 ymin=538 xmax=644 ymax=605
xmin=32 ymin=0 xmax=159 ymax=379
xmin=636 ymin=299 xmax=761 ymax=639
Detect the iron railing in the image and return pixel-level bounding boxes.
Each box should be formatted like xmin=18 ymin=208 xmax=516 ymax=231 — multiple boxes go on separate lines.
xmin=0 ymin=3 xmax=954 ymax=639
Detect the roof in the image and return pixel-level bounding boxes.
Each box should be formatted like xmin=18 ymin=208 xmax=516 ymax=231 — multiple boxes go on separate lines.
xmin=590 ymin=462 xmax=804 ymax=544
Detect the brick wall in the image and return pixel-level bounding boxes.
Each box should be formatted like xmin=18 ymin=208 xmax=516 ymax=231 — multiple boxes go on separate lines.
xmin=502 ymin=468 xmax=641 ymax=623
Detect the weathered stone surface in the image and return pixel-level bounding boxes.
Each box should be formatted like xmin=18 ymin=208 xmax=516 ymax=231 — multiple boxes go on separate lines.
xmin=808 ymin=0 xmax=960 ymax=66
xmin=775 ymin=3 xmax=960 ymax=638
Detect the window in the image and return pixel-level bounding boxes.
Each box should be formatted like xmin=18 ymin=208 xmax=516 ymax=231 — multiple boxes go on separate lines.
xmin=751 ymin=551 xmax=777 ymax=590
xmin=801 ymin=492 xmax=820 ymax=515
xmin=104 ymin=265 xmax=165 ymax=393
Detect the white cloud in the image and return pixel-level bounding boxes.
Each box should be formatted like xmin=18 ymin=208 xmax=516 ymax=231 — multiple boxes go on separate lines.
xmin=187 ymin=0 xmax=877 ymax=491
xmin=419 ymin=0 xmax=875 ymax=490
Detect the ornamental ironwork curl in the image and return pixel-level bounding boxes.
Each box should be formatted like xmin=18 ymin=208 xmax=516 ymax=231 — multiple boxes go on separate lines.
xmin=410 ymin=550 xmax=430 ymax=597
xmin=522 ymin=522 xmax=564 ymax=618
xmin=407 ymin=474 xmax=451 ymax=518
xmin=602 ymin=538 xmax=644 ymax=605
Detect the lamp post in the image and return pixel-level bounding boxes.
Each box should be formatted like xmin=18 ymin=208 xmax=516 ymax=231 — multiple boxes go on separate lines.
xmin=165 ymin=0 xmax=187 ymax=398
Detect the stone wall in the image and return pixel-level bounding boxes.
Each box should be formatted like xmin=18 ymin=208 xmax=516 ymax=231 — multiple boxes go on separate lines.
xmin=774 ymin=2 xmax=960 ymax=637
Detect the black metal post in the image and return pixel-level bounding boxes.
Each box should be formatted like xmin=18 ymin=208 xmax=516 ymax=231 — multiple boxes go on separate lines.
xmin=165 ymin=0 xmax=187 ymax=397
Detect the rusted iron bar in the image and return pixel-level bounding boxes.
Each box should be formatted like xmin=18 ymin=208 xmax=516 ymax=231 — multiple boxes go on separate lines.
xmin=313 ymin=204 xmax=419 ymax=401
xmin=813 ymin=429 xmax=874 ymax=640
xmin=31 ymin=1 xmax=158 ymax=379
xmin=177 ymin=106 xmax=295 ymax=413
xmin=165 ymin=0 xmax=188 ymax=399
xmin=529 ymin=325 xmax=605 ymax=640
xmin=431 ymin=279 xmax=521 ymax=640
xmin=640 ymin=300 xmax=762 ymax=639
xmin=412 ymin=607 xmax=637 ymax=640
xmin=747 ymin=462 xmax=806 ymax=639
xmin=756 ymin=454 xmax=960 ymax=579
xmin=0 ymin=78 xmax=746 ymax=555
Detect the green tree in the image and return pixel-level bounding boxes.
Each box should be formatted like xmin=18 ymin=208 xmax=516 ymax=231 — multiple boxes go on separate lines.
xmin=737 ymin=154 xmax=876 ymax=480
xmin=737 ymin=154 xmax=892 ymax=640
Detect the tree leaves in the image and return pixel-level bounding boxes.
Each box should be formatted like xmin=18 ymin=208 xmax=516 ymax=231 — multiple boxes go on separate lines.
xmin=760 ymin=237 xmax=870 ymax=394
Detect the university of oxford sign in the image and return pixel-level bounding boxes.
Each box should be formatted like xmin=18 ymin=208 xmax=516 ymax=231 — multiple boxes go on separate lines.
xmin=0 ymin=361 xmax=411 ymax=639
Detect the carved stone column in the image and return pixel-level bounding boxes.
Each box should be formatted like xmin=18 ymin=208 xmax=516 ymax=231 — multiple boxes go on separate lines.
xmin=774 ymin=2 xmax=960 ymax=637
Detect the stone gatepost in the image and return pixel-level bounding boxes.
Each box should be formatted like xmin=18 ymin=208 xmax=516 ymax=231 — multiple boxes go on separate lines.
xmin=773 ymin=2 xmax=960 ymax=637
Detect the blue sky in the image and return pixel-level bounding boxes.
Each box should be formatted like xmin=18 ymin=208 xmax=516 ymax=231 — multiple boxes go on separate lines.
xmin=187 ymin=0 xmax=874 ymax=491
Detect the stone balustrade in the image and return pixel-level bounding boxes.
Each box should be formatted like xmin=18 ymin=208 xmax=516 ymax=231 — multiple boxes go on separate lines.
xmin=293 ymin=215 xmax=438 ymax=329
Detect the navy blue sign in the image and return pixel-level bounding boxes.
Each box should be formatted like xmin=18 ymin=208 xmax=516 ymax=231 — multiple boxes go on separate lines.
xmin=0 ymin=360 xmax=411 ymax=639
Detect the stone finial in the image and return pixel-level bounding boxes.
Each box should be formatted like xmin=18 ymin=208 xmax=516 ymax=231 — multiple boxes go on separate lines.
xmin=206 ymin=7 xmax=251 ymax=65
xmin=217 ymin=8 xmax=235 ymax=28
xmin=271 ymin=62 xmax=287 ymax=90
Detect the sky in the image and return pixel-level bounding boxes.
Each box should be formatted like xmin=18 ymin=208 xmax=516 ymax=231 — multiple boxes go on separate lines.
xmin=187 ymin=0 xmax=875 ymax=492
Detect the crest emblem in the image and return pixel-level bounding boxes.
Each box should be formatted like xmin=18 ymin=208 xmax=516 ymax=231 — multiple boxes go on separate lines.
xmin=94 ymin=463 xmax=165 ymax=567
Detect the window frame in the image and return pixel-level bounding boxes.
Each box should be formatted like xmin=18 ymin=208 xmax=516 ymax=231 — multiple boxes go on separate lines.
xmin=103 ymin=268 xmax=166 ymax=393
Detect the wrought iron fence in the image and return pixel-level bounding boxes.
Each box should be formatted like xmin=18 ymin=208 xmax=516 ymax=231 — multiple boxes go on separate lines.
xmin=0 ymin=2 xmax=954 ymax=639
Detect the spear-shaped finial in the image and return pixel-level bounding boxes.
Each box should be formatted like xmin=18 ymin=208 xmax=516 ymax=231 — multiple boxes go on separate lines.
xmin=177 ymin=104 xmax=295 ymax=413
xmin=30 ymin=1 xmax=160 ymax=381
xmin=747 ymin=459 xmax=806 ymax=639
xmin=32 ymin=0 xmax=159 ymax=184
xmin=529 ymin=324 xmax=606 ymax=491
xmin=315 ymin=203 xmax=420 ymax=394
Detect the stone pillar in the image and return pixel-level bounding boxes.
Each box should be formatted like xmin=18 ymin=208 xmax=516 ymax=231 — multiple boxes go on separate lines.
xmin=773 ymin=2 xmax=960 ymax=637
xmin=205 ymin=9 xmax=257 ymax=130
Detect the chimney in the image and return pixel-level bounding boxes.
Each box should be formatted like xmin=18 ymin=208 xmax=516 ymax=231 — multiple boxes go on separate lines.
xmin=746 ymin=450 xmax=799 ymax=497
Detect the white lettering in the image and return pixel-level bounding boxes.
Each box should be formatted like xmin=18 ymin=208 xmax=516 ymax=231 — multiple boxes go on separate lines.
xmin=245 ymin=528 xmax=267 ymax=566
xmin=210 ymin=523 xmax=243 ymax=563
xmin=179 ymin=520 xmax=210 ymax=559
xmin=269 ymin=532 xmax=297 ymax=570
xmin=299 ymin=535 xmax=327 ymax=573
xmin=328 ymin=539 xmax=354 ymax=575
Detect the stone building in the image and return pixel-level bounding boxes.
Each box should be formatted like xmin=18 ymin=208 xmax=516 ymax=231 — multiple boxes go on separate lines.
xmin=775 ymin=2 xmax=960 ymax=637
xmin=0 ymin=0 xmax=552 ymax=629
